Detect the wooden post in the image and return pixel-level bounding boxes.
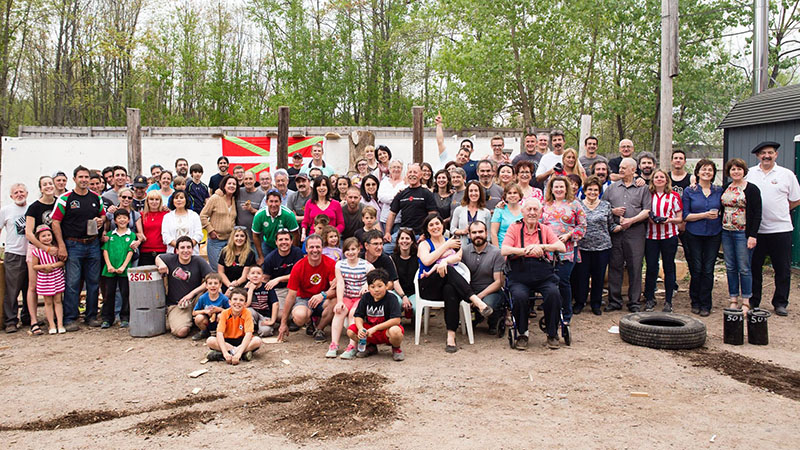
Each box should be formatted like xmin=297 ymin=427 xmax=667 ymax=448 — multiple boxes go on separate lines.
xmin=126 ymin=108 xmax=142 ymax=176
xmin=659 ymin=0 xmax=678 ymax=170
xmin=277 ymin=106 xmax=289 ymax=169
xmin=412 ymin=106 xmax=424 ymax=164
xmin=579 ymin=115 xmax=592 ymax=157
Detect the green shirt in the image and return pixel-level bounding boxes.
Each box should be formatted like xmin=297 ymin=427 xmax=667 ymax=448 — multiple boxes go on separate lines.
xmin=102 ymin=229 xmax=134 ymax=277
xmin=251 ymin=206 xmax=299 ymax=251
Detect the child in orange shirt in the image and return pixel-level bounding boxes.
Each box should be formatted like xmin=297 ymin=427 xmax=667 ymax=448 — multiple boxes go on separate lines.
xmin=206 ymin=288 xmax=262 ymax=364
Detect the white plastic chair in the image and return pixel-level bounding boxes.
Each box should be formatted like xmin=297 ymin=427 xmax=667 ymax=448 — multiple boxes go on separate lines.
xmin=414 ymin=263 xmax=475 ymax=345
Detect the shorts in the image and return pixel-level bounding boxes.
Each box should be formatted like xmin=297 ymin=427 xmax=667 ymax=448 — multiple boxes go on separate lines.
xmin=342 ymin=296 xmax=360 ymax=311
xmin=347 ymin=323 xmax=404 ymax=345
xmin=225 ymin=336 xmax=244 ymax=347
xmin=293 ymin=297 xmax=325 ymax=317
xmin=166 ymin=297 xmax=198 ymax=332
xmin=26 ymin=244 xmax=34 ymax=263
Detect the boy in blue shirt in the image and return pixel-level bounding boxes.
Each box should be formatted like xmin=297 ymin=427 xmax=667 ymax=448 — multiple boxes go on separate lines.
xmin=192 ymin=273 xmax=229 ymax=341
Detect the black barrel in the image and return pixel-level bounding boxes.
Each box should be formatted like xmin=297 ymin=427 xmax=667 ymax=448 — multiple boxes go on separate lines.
xmin=723 ymin=308 xmax=744 ymax=345
xmin=746 ymin=308 xmax=771 ymax=345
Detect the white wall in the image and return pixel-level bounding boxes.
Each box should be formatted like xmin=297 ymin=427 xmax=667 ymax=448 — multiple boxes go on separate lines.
xmin=0 ymin=134 xmax=521 ymax=204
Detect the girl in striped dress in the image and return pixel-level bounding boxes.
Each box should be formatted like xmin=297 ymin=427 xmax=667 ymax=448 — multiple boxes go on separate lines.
xmin=327 ymin=237 xmax=374 ymax=359
xmin=30 ymin=225 xmax=66 ymax=334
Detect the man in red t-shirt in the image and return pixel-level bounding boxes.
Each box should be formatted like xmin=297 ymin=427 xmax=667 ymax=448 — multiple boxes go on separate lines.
xmin=277 ymin=234 xmax=337 ymax=342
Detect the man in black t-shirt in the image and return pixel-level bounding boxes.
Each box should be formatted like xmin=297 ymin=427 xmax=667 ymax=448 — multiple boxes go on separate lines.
xmin=668 ymin=149 xmax=692 ymax=197
xmin=51 ymin=166 xmax=106 ymax=330
xmin=341 ymin=186 xmax=364 ymax=240
xmin=156 ymin=236 xmax=213 ymax=337
xmin=383 ymin=163 xmax=436 ymax=240
xmin=262 ymin=230 xmax=304 ymax=310
xmin=287 ymin=152 xmax=304 ymax=191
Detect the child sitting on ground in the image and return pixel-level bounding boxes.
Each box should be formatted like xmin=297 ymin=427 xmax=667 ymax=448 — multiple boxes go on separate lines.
xmin=346 ymin=268 xmax=405 ymax=361
xmin=30 ymin=225 xmax=66 ymax=334
xmin=328 ymin=237 xmax=374 ymax=359
xmin=245 ymin=265 xmax=279 ymax=337
xmin=206 ymin=288 xmax=262 ymax=364
xmin=321 ymin=226 xmax=343 ymax=262
xmin=192 ymin=273 xmax=229 ymax=341
xmin=354 ymin=206 xmax=380 ymax=244
xmin=100 ymin=209 xmax=135 ymax=329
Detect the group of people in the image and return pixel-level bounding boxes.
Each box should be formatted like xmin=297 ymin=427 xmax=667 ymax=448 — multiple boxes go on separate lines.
xmin=2 ymin=118 xmax=798 ymax=358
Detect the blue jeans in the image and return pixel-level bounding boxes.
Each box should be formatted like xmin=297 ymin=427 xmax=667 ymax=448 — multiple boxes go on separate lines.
xmin=644 ymin=236 xmax=679 ymax=305
xmin=382 ymin=223 xmax=399 ymax=255
xmin=206 ymin=238 xmax=227 ymax=271
xmin=555 ymin=260 xmax=574 ymax=323
xmin=721 ymin=230 xmax=752 ymax=299
xmin=481 ymin=291 xmax=504 ymax=327
xmin=64 ymin=240 xmax=102 ymax=324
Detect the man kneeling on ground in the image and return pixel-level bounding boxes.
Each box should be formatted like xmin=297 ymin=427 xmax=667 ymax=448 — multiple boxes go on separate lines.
xmin=277 ymin=234 xmax=336 ymax=342
xmin=206 ymin=288 xmax=262 ymax=364
xmin=156 ymin=235 xmax=213 ymax=338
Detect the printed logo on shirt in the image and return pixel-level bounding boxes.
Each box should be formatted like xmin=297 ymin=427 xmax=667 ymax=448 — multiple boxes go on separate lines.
xmin=70 ymin=200 xmax=81 ymax=209
xmin=309 ymin=273 xmax=322 ymax=285
xmin=14 ymin=215 xmax=25 ymax=235
xmin=366 ymin=303 xmax=385 ymax=318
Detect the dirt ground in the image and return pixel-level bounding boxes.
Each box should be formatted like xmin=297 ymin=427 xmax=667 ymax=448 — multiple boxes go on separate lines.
xmin=1 ymin=266 xmax=800 ymax=449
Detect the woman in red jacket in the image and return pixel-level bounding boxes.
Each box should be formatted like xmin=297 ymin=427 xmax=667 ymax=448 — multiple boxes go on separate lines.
xmin=139 ymin=191 xmax=168 ymax=266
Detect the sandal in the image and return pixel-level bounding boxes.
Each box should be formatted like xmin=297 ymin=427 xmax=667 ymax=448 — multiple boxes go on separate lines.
xmin=741 ymin=302 xmax=750 ymax=315
xmin=30 ymin=323 xmax=43 ymax=336
xmin=729 ymin=300 xmax=738 ymax=309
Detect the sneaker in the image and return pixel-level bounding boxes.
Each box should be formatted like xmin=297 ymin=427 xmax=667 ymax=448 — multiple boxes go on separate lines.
xmin=120 ymin=321 xmax=129 ymax=328
xmin=206 ymin=350 xmax=225 ymax=362
xmin=547 ymin=336 xmax=560 ymax=349
xmin=242 ymin=351 xmax=254 ymax=362
xmin=86 ymin=319 xmax=103 ymax=328
xmin=64 ymin=322 xmax=80 ymax=332
xmin=775 ymin=306 xmax=788 ymax=316
xmin=339 ymin=344 xmax=357 ymax=359
xmin=192 ymin=329 xmax=210 ymax=341
xmin=644 ymin=301 xmax=655 ymax=312
xmin=313 ymin=329 xmax=326 ymax=342
xmin=691 ymin=307 xmax=701 ymax=315
xmin=100 ymin=321 xmax=111 ymax=329
xmin=305 ymin=321 xmax=316 ymax=336
xmin=325 ymin=343 xmax=339 ymax=358
xmin=662 ymin=302 xmax=673 ymax=313
xmin=515 ymin=335 xmax=529 ymax=351
xmin=392 ymin=347 xmax=405 ymax=361
xmin=356 ymin=344 xmax=378 ymax=358
xmin=5 ymin=325 xmax=17 ymax=333
xmin=699 ymin=309 xmax=710 ymax=317
xmin=58 ymin=327 xmax=66 ymax=334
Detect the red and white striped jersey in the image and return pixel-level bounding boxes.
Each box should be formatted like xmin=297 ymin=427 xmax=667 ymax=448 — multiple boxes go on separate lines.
xmin=647 ymin=191 xmax=682 ymax=240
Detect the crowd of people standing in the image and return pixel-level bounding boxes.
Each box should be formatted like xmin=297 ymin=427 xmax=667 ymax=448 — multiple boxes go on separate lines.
xmin=1 ymin=118 xmax=797 ymax=358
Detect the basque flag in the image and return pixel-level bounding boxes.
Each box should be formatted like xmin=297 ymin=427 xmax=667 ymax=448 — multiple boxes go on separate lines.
xmin=221 ymin=136 xmax=324 ymax=175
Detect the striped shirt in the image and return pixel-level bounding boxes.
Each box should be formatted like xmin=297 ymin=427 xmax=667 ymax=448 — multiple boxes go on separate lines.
xmin=336 ymin=258 xmax=372 ymax=299
xmin=647 ymin=191 xmax=682 ymax=240
xmin=31 ymin=247 xmax=66 ymax=295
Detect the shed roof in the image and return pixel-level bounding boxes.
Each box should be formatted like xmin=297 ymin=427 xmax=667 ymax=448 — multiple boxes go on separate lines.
xmin=718 ymin=84 xmax=800 ymax=129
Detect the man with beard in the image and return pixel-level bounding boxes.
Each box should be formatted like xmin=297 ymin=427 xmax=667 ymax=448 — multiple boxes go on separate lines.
xmin=746 ymin=141 xmax=800 ymax=316
xmin=209 ymin=156 xmax=230 ymax=193
xmin=383 ymin=164 xmax=437 ymax=242
xmin=1 ymin=183 xmax=31 ymax=333
xmin=637 ymin=152 xmax=657 ymax=184
xmin=461 ymin=221 xmax=505 ymax=334
xmin=175 ymin=158 xmax=189 ymax=178
xmin=476 ymin=160 xmax=503 ymax=209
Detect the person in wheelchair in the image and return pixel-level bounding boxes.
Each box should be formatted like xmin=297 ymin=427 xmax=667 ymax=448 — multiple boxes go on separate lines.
xmin=501 ymin=199 xmax=566 ymax=350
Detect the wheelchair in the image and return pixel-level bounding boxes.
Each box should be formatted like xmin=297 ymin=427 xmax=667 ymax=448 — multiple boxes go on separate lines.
xmin=496 ymin=280 xmax=571 ymax=348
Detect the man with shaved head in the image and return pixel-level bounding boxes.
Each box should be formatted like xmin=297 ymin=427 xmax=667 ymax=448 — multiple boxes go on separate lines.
xmin=609 ymin=139 xmax=636 ymax=182
xmin=603 ymin=158 xmax=651 ymax=312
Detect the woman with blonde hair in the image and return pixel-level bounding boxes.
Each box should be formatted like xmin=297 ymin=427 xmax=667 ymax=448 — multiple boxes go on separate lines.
xmin=217 ymin=226 xmax=255 ymax=295
xmin=562 ymin=148 xmax=587 ymax=181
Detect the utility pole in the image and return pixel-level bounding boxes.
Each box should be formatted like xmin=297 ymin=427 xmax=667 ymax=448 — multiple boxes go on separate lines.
xmin=753 ymin=0 xmax=769 ymax=94
xmin=659 ymin=0 xmax=679 ymax=170
xmin=412 ymin=106 xmax=424 ymax=164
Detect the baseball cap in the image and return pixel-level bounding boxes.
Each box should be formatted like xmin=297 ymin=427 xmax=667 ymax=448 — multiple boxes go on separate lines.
xmin=295 ymin=172 xmax=310 ymax=181
xmin=292 ymin=152 xmax=304 ymax=159
xmin=132 ymin=175 xmax=149 ymax=188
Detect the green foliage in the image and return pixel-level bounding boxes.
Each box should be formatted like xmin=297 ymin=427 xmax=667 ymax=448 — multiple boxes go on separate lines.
xmin=0 ymin=0 xmax=796 ymax=150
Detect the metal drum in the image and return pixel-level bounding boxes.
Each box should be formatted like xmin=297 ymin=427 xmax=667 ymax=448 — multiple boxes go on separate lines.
xmin=128 ymin=265 xmax=166 ymax=337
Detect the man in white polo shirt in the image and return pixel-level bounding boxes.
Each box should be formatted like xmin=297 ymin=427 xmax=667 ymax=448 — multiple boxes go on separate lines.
xmin=746 ymin=141 xmax=800 ymax=316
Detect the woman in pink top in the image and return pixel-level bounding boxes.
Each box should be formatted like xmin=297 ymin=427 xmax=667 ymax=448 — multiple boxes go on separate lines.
xmin=541 ymin=176 xmax=586 ymax=324
xmin=301 ymin=176 xmax=344 ymax=238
